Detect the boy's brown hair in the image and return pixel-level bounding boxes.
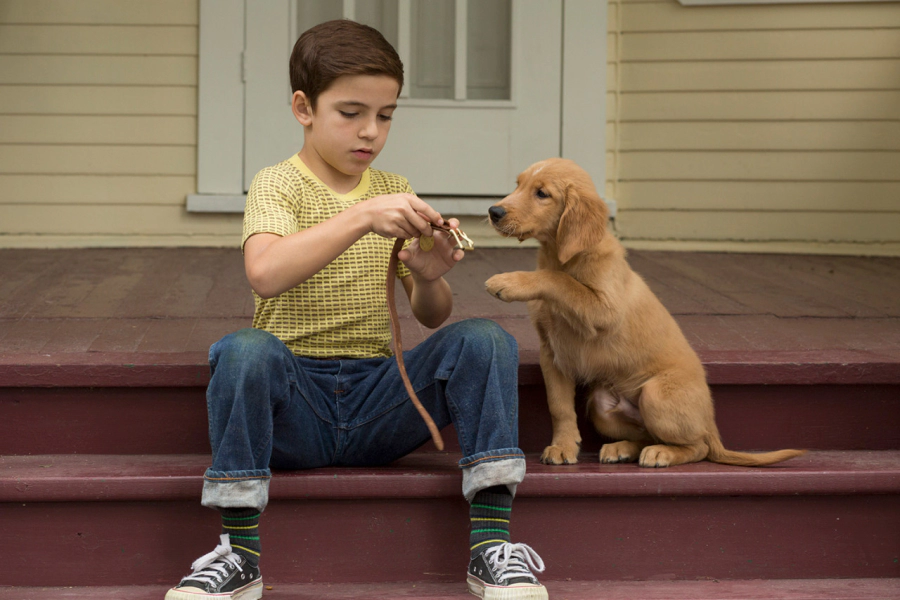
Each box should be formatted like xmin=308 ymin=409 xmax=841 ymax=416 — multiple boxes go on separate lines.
xmin=290 ymin=19 xmax=404 ymax=109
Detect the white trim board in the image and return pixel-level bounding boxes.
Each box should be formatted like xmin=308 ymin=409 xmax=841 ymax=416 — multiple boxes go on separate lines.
xmin=196 ymin=0 xmax=244 ymax=195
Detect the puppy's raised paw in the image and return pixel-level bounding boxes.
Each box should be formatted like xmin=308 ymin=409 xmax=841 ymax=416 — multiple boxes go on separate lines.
xmin=485 ymin=272 xmax=534 ymax=303
xmin=541 ymin=444 xmax=579 ymax=465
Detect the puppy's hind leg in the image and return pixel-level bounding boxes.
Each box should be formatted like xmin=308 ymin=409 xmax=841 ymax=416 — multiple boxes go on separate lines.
xmin=587 ymin=388 xmax=651 ymax=464
xmin=637 ymin=376 xmax=712 ymax=468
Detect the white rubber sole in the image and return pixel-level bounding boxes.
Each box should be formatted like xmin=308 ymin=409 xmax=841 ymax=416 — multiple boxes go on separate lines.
xmin=164 ymin=579 xmax=263 ymax=600
xmin=467 ymin=575 xmax=549 ymax=600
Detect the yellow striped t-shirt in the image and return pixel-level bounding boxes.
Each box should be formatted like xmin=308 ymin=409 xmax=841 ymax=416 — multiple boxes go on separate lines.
xmin=242 ymin=154 xmax=411 ymax=358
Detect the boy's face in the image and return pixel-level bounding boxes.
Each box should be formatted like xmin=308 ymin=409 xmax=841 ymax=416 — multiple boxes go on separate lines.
xmin=294 ymin=74 xmax=400 ymax=192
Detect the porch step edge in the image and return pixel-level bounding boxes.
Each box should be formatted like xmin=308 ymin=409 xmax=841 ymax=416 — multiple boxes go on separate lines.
xmin=3 ymin=347 xmax=900 ymax=388
xmin=1 ymin=578 xmax=897 ymax=600
xmin=2 ymin=451 xmax=898 ymax=503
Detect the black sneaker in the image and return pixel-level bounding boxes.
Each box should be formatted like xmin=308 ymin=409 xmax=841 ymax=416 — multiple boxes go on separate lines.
xmin=165 ymin=534 xmax=263 ymax=600
xmin=467 ymin=542 xmax=548 ymax=599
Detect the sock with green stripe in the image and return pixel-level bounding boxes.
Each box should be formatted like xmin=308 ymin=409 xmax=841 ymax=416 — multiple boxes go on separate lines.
xmin=469 ymin=485 xmax=513 ymax=559
xmin=220 ymin=507 xmax=261 ymax=566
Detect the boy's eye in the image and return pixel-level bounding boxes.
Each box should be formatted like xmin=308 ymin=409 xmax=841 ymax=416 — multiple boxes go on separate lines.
xmin=378 ymin=114 xmax=393 ymax=122
xmin=339 ymin=111 xmax=358 ymax=118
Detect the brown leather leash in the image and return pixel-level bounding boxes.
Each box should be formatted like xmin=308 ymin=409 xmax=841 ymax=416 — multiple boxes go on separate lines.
xmin=386 ymin=223 xmax=474 ymax=452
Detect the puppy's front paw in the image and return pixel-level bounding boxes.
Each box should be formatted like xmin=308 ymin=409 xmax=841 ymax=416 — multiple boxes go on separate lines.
xmin=541 ymin=444 xmax=579 ymax=465
xmin=485 ymin=272 xmax=534 ymax=303
xmin=600 ymin=441 xmax=641 ymax=464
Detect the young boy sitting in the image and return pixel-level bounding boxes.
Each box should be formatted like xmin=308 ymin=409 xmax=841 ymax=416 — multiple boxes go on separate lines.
xmin=166 ymin=19 xmax=547 ymax=600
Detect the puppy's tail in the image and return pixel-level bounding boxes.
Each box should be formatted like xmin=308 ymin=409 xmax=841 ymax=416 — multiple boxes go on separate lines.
xmin=706 ymin=435 xmax=806 ymax=467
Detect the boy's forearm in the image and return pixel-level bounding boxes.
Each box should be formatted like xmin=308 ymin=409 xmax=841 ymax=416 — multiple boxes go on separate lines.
xmin=245 ymin=206 xmax=370 ymax=298
xmin=407 ymin=275 xmax=453 ymax=329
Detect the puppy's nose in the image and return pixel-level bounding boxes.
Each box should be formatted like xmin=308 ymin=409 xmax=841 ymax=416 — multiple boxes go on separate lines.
xmin=488 ymin=206 xmax=506 ymax=224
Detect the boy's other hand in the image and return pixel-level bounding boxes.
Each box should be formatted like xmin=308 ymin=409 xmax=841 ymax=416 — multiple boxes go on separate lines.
xmin=363 ymin=193 xmax=443 ymax=241
xmin=398 ymin=217 xmax=465 ymax=282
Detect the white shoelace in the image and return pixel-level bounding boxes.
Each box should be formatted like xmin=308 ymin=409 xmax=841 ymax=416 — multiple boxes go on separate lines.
xmin=484 ymin=542 xmax=546 ymax=583
xmin=182 ymin=534 xmax=245 ymax=585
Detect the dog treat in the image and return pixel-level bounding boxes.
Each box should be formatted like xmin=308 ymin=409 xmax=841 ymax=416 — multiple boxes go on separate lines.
xmin=386 ymin=222 xmax=473 ymax=451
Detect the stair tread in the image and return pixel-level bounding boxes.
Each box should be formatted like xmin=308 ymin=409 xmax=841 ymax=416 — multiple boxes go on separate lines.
xmin=3 ymin=249 xmax=899 ymax=387
xmin=1 ymin=579 xmax=897 ymax=599
xmin=2 ymin=343 xmax=899 ymax=387
xmin=3 ymin=450 xmax=898 ymax=502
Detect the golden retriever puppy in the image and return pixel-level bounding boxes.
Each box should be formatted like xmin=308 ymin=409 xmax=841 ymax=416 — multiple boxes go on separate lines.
xmin=486 ymin=158 xmax=805 ymax=467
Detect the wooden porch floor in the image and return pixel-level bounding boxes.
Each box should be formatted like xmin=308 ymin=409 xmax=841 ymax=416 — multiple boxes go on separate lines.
xmin=0 ymin=247 xmax=898 ymax=384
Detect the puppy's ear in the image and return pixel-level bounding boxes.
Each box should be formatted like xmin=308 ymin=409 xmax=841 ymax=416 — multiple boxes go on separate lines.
xmin=557 ymin=182 xmax=608 ymax=264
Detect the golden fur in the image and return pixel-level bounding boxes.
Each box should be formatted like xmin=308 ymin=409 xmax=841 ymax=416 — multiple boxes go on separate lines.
xmin=486 ymin=158 xmax=805 ymax=467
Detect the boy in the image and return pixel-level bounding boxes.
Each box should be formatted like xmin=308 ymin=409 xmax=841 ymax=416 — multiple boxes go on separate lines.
xmin=166 ymin=19 xmax=547 ymax=600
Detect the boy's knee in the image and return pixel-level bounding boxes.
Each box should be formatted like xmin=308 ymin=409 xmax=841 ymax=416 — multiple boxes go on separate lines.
xmin=454 ymin=318 xmax=518 ymax=356
xmin=211 ymin=328 xmax=287 ymax=370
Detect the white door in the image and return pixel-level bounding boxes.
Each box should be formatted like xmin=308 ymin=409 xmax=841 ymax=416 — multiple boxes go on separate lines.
xmin=243 ymin=0 xmax=562 ymax=196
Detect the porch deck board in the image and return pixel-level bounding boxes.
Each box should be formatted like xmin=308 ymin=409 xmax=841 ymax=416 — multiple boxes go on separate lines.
xmin=0 ymin=248 xmax=897 ymax=372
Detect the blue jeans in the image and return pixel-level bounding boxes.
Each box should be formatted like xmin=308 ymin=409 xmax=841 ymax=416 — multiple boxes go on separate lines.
xmin=201 ymin=319 xmax=525 ymax=512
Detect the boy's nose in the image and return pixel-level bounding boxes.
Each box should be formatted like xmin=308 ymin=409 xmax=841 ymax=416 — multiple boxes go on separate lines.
xmin=360 ymin=118 xmax=379 ymax=139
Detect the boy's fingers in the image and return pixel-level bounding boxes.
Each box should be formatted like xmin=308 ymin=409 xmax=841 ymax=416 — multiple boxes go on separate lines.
xmin=409 ymin=197 xmax=443 ymax=228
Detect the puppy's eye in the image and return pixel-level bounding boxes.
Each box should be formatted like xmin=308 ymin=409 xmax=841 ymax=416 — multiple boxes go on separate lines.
xmin=536 ymin=189 xmax=550 ymax=199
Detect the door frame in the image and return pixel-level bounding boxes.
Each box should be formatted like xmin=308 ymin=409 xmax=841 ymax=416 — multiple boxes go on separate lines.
xmin=187 ymin=0 xmax=608 ymax=213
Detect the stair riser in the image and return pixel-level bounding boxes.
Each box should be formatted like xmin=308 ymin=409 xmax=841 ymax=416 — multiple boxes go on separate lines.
xmin=5 ymin=495 xmax=898 ymax=587
xmin=3 ymin=384 xmax=898 ymax=455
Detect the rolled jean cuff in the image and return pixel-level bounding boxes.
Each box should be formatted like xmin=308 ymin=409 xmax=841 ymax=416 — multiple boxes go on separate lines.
xmin=459 ymin=448 xmax=526 ymax=502
xmin=201 ymin=468 xmax=271 ymax=513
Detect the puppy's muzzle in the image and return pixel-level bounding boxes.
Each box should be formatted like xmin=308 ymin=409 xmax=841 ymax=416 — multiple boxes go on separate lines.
xmin=488 ymin=206 xmax=507 ymax=225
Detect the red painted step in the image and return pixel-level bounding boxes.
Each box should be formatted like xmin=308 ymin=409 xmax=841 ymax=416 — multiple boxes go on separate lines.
xmin=3 ymin=452 xmax=899 ymax=502
xmin=3 ymin=452 xmax=898 ymax=587
xmin=2 ymin=381 xmax=897 ymax=455
xmin=0 ymin=579 xmax=898 ymax=600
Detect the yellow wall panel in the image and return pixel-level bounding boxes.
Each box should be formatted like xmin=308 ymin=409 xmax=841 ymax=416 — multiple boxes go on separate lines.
xmin=0 ymin=55 xmax=197 ymax=85
xmin=622 ymin=1 xmax=900 ymax=32
xmin=622 ymin=59 xmax=900 ymax=92
xmin=617 ymin=181 xmax=900 ymax=212
xmin=619 ymin=91 xmax=900 ymax=121
xmin=619 ymin=122 xmax=900 ymax=151
xmin=607 ymin=0 xmax=900 ymax=251
xmin=618 ymin=151 xmax=898 ymax=181
xmin=0 ymin=86 xmax=197 ymax=116
xmin=618 ymin=211 xmax=900 ymax=244
xmin=0 ymin=116 xmax=197 ymax=145
xmin=623 ymin=29 xmax=900 ymax=61
xmin=0 ymin=145 xmax=195 ymax=176
xmin=0 ymin=0 xmax=199 ymax=25
xmin=0 ymin=205 xmax=240 ymax=236
xmin=0 ymin=175 xmax=195 ymax=205
xmin=0 ymin=25 xmax=197 ymax=55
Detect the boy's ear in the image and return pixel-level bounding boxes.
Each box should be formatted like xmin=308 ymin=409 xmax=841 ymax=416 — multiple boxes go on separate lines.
xmin=292 ymin=91 xmax=313 ymax=126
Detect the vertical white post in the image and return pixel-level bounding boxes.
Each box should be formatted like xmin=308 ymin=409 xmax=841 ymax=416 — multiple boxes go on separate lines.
xmin=397 ymin=0 xmax=411 ymax=99
xmin=562 ymin=0 xmax=607 ymax=190
xmin=343 ymin=0 xmax=356 ymax=20
xmin=454 ymin=0 xmax=467 ymax=101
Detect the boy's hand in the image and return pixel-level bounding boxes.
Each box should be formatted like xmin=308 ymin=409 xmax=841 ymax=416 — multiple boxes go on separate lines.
xmin=363 ymin=193 xmax=443 ymax=241
xmin=398 ymin=217 xmax=465 ymax=281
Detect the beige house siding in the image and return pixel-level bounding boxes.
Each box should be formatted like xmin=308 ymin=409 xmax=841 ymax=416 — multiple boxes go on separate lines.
xmin=1 ymin=0 xmax=897 ymax=254
xmin=0 ymin=0 xmax=241 ymax=247
xmin=606 ymin=0 xmax=900 ymax=255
